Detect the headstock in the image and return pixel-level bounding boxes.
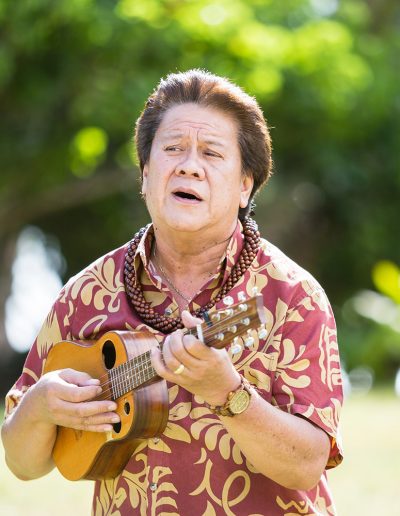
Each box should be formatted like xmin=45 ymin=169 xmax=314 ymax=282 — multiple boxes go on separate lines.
xmin=187 ymin=289 xmax=267 ymax=354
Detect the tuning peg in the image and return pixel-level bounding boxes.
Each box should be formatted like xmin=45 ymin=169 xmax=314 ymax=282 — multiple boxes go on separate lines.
xmin=258 ymin=325 xmax=268 ymax=339
xmin=230 ymin=337 xmax=242 ymax=355
xmin=241 ymin=317 xmax=250 ymax=326
xmin=223 ymin=296 xmax=234 ymax=306
xmin=216 ymin=332 xmax=225 ymax=341
xmin=244 ymin=335 xmax=255 ymax=348
xmin=222 ymin=308 xmax=234 ymax=317
xmin=238 ymin=291 xmax=246 ymax=302
xmin=238 ymin=303 xmax=248 ymax=312
xmin=227 ymin=325 xmax=237 ymax=334
xmin=251 ymin=286 xmax=259 ymax=296
xmin=244 ymin=329 xmax=255 ymax=348
xmin=211 ymin=313 xmax=221 ymax=322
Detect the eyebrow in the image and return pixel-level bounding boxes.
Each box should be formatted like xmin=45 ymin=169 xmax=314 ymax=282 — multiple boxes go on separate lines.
xmin=203 ymin=139 xmax=226 ymax=148
xmin=160 ymin=132 xmax=228 ymax=148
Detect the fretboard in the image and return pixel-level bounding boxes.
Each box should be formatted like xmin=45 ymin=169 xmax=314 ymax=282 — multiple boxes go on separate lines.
xmin=110 ymin=350 xmax=158 ymax=400
xmin=108 ymin=293 xmax=265 ymax=400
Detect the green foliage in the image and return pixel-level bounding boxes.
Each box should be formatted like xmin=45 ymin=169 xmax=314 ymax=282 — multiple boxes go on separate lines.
xmin=70 ymin=126 xmax=109 ymax=177
xmin=372 ymin=260 xmax=400 ymax=304
xmin=1 ymin=0 xmax=399 ymax=378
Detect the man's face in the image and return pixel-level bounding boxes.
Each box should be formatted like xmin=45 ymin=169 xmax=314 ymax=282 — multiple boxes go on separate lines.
xmin=142 ymin=103 xmax=253 ymax=237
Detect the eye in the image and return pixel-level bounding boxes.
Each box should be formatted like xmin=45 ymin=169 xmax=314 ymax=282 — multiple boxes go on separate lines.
xmin=204 ymin=150 xmax=222 ymax=158
xmin=165 ymin=145 xmax=181 ymax=152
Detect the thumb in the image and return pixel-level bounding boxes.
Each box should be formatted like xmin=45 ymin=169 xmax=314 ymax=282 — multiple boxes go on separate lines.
xmin=59 ymin=368 xmax=100 ymax=387
xmin=181 ymin=310 xmax=203 ymax=329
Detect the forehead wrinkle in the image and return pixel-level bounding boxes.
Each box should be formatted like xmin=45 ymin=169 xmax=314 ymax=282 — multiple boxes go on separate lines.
xmin=162 ymin=117 xmax=218 ymax=133
xmin=159 ymin=124 xmax=234 ymax=147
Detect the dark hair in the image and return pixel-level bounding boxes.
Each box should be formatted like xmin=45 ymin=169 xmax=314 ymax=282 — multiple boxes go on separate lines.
xmin=135 ymin=69 xmax=273 ymax=219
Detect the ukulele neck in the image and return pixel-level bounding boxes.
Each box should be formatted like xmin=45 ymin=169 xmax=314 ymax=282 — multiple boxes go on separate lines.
xmin=109 ymin=294 xmax=265 ymax=400
xmin=109 ymin=350 xmax=157 ymax=400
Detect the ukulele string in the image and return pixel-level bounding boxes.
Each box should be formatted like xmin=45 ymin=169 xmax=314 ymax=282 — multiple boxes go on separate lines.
xmin=90 ymin=304 xmax=256 ymax=401
xmin=93 ymin=350 xmax=154 ymax=387
xmin=185 ymin=308 xmax=256 ymax=343
xmin=92 ymin=354 xmax=155 ymax=401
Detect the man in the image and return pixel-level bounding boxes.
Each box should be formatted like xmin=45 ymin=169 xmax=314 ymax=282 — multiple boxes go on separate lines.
xmin=2 ymin=70 xmax=343 ymax=515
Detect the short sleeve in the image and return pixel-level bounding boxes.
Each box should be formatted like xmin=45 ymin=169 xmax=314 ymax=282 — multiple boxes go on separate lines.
xmin=272 ymin=286 xmax=344 ymax=469
xmin=3 ymin=287 xmax=72 ymax=420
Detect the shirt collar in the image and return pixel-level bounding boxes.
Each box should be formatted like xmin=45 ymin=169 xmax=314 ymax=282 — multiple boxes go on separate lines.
xmin=132 ymin=220 xmax=244 ymax=287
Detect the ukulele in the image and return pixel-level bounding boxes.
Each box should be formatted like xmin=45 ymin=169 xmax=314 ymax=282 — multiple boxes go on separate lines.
xmin=43 ymin=292 xmax=267 ymax=481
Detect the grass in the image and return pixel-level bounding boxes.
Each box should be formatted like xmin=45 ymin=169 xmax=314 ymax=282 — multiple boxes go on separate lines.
xmin=329 ymin=388 xmax=400 ymax=515
xmin=1 ymin=389 xmax=399 ymax=515
xmin=0 ymin=453 xmax=92 ymax=516
xmin=0 ymin=410 xmax=93 ymax=516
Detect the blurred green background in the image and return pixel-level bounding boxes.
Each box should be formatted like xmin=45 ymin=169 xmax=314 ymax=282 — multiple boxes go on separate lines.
xmin=1 ymin=0 xmax=399 ymax=514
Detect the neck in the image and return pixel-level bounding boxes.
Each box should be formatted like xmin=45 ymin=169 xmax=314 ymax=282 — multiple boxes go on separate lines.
xmin=151 ymin=221 xmax=237 ymax=303
xmin=124 ymin=217 xmax=260 ymax=333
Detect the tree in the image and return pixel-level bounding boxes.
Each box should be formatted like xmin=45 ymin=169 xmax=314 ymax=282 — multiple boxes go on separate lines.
xmin=1 ymin=0 xmax=399 ymax=387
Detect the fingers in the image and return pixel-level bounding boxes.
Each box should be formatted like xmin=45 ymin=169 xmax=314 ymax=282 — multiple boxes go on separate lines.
xmin=49 ymin=370 xmax=102 ymax=403
xmin=151 ymin=347 xmax=171 ymax=379
xmin=152 ymin=328 xmax=220 ymax=384
xmin=151 ymin=335 xmax=190 ymax=379
xmin=59 ymin=368 xmax=101 ymax=387
xmin=151 ymin=333 xmax=241 ymax=405
xmin=38 ymin=369 xmax=120 ymax=432
xmin=165 ymin=332 xmax=206 ymax=370
xmin=181 ymin=310 xmax=203 ymax=329
xmin=52 ymin=399 xmax=120 ymax=433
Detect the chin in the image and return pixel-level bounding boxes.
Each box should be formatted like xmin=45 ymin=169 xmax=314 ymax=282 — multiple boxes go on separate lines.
xmin=166 ymin=219 xmax=206 ymax=233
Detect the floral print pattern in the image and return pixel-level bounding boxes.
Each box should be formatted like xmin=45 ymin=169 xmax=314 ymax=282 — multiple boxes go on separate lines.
xmin=5 ymin=222 xmax=343 ymax=515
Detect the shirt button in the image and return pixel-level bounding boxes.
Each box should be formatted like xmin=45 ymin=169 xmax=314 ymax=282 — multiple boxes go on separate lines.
xmin=164 ymin=308 xmax=173 ymax=316
xmin=153 ymin=437 xmax=160 ymax=444
xmin=149 ymin=482 xmax=157 ymax=491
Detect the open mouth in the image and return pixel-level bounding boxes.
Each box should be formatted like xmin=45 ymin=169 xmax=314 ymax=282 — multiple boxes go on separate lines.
xmin=173 ymin=191 xmax=202 ymax=201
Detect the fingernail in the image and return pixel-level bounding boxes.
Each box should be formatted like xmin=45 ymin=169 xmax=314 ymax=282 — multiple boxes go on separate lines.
xmin=108 ymin=404 xmax=117 ymax=411
xmin=111 ymin=416 xmax=120 ymax=423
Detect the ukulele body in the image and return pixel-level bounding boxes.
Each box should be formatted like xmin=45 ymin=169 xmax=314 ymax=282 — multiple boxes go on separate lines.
xmin=43 ymin=331 xmax=169 ymax=481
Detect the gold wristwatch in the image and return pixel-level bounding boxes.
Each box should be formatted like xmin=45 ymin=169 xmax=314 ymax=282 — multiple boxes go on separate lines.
xmin=206 ymin=376 xmax=252 ymax=417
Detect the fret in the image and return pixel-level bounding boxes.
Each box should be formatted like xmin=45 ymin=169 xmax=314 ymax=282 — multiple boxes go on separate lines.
xmin=137 ymin=352 xmax=145 ymax=386
xmin=123 ymin=361 xmax=129 ymax=394
xmin=111 ymin=350 xmax=159 ymax=400
xmin=110 ymin=367 xmax=118 ymax=400
xmin=109 ymin=294 xmax=263 ymax=399
xmin=113 ymin=364 xmax=120 ymax=399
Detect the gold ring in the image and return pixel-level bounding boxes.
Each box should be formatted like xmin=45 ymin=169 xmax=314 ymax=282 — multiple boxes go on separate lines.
xmin=173 ymin=363 xmax=185 ymax=375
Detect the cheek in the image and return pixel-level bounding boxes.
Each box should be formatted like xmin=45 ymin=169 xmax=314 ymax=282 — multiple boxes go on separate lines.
xmin=219 ymin=178 xmax=244 ymax=210
xmin=144 ymin=174 xmax=168 ymax=211
xmin=213 ymin=185 xmax=241 ymax=211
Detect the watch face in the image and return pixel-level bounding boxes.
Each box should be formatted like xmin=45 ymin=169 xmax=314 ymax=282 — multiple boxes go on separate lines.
xmin=230 ymin=390 xmax=250 ymax=414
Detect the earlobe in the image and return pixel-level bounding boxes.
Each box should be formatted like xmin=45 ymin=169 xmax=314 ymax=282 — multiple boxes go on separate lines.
xmin=239 ymin=174 xmax=254 ymax=208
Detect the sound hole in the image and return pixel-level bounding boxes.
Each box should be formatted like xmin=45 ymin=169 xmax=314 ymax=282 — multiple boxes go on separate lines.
xmin=113 ymin=421 xmax=121 ymax=433
xmin=124 ymin=402 xmax=131 ymax=415
xmin=102 ymin=340 xmax=116 ymax=370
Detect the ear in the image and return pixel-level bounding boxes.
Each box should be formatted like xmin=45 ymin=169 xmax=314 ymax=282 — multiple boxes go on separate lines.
xmin=239 ymin=174 xmax=254 ymax=208
xmin=142 ymin=164 xmax=148 ymax=196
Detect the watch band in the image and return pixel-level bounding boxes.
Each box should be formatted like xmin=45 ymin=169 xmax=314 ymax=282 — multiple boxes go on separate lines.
xmin=206 ymin=376 xmax=252 ymax=417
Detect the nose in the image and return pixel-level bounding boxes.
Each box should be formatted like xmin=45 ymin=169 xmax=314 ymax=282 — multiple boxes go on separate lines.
xmin=176 ymin=150 xmax=205 ymax=179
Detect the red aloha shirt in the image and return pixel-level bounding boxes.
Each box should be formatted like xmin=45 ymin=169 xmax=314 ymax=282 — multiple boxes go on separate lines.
xmin=5 ymin=221 xmax=343 ymax=515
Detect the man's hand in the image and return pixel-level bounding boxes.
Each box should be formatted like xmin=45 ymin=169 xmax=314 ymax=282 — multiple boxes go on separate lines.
xmin=27 ymin=368 xmax=120 ymax=433
xmin=2 ymin=367 xmax=121 ymax=480
xmin=151 ymin=310 xmax=241 ymax=406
